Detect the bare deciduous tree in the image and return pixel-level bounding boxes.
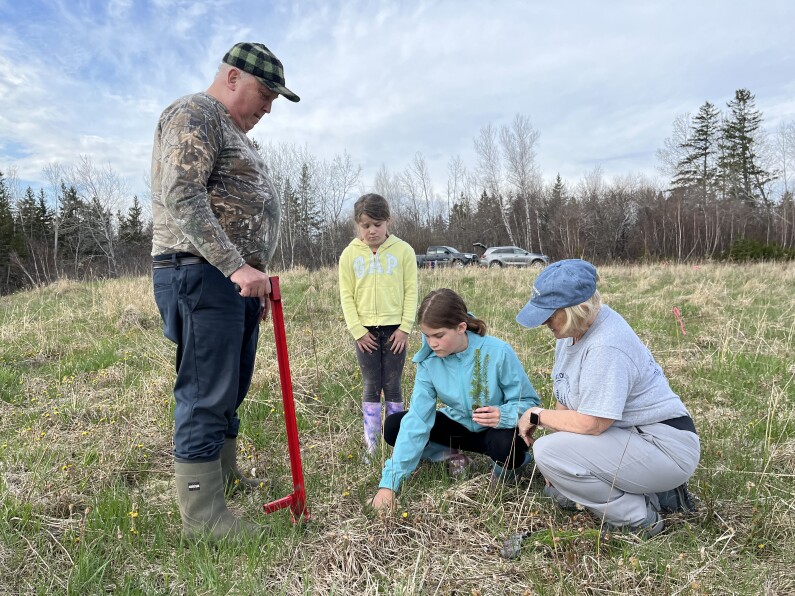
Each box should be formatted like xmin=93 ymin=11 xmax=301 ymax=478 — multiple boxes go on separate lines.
xmin=317 ymin=150 xmax=362 ymax=263
xmin=500 ymin=114 xmax=542 ymax=251
xmin=42 ymin=162 xmax=66 ymax=277
xmin=66 ymin=156 xmax=128 ymax=277
xmin=656 ymin=112 xmax=692 ymax=181
xmin=446 ymin=155 xmax=467 ymax=216
xmin=474 ymin=123 xmax=514 ymax=244
xmin=403 ymin=152 xmax=436 ymax=226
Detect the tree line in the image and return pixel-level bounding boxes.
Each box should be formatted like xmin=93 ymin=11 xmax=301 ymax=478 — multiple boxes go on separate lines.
xmin=0 ymin=158 xmax=150 ymax=294
xmin=1 ymin=88 xmax=793 ymax=295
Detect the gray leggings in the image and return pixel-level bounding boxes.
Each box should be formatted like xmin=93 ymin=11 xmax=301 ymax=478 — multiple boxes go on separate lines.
xmin=355 ymin=325 xmax=406 ymax=403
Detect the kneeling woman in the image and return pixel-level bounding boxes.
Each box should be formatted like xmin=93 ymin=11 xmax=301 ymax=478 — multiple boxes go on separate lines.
xmin=370 ymin=289 xmax=540 ymax=511
xmin=516 ymin=260 xmax=699 ymax=537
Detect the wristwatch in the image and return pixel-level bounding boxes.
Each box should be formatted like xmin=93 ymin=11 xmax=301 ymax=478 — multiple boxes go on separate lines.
xmin=529 ymin=408 xmax=543 ymax=427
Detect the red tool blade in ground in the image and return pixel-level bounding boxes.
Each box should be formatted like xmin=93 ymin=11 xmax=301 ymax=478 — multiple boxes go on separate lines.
xmin=262 ymin=276 xmax=310 ymax=522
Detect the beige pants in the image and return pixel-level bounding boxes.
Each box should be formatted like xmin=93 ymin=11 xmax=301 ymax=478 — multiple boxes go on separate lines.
xmin=533 ymin=422 xmax=700 ymax=527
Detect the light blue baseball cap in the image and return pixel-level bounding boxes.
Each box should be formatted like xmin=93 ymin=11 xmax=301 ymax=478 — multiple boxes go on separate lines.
xmin=516 ymin=259 xmax=598 ymax=328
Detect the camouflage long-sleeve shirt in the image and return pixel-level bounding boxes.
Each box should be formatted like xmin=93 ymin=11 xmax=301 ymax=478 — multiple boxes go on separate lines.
xmin=150 ymin=92 xmax=281 ymax=277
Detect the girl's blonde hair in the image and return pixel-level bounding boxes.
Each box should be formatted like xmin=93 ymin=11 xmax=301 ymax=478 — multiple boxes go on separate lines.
xmin=417 ymin=289 xmax=487 ymax=337
xmin=557 ymin=290 xmax=602 ymax=336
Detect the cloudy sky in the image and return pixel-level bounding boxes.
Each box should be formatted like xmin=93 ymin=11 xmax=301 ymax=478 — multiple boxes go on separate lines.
xmin=1 ymin=0 xmax=794 ymax=207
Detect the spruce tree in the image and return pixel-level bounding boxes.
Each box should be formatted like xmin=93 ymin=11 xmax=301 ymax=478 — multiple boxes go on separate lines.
xmin=16 ymin=187 xmax=40 ymax=242
xmin=119 ymin=195 xmax=146 ymax=244
xmin=550 ymin=173 xmax=566 ymax=203
xmin=673 ymin=101 xmax=721 ymax=200
xmin=719 ymin=89 xmax=773 ymax=206
xmin=295 ymin=163 xmax=321 ymax=242
xmin=449 ymin=192 xmax=473 ymax=234
xmin=37 ymin=189 xmax=52 ymax=240
xmin=58 ymin=183 xmax=85 ymax=272
xmin=0 ymin=171 xmax=18 ymax=266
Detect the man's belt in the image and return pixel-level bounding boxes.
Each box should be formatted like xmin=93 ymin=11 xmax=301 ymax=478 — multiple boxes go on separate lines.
xmin=152 ymin=253 xmax=209 ymax=269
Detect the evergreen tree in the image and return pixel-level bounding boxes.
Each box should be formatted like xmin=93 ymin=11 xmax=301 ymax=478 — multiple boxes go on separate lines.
xmin=550 ymin=173 xmax=566 ymax=204
xmin=279 ymin=177 xmax=298 ymax=267
xmin=0 ymin=171 xmax=19 ymax=265
xmin=16 ymin=186 xmax=47 ymax=242
xmin=296 ymin=163 xmax=322 ymax=241
xmin=719 ymin=89 xmax=773 ymax=205
xmin=118 ymin=195 xmax=146 ymax=244
xmin=474 ymin=190 xmax=504 ymax=246
xmin=673 ymin=101 xmax=721 ymax=199
xmin=59 ymin=183 xmax=83 ymax=231
xmin=58 ymin=183 xmax=85 ymax=273
xmin=37 ymin=189 xmax=53 ymax=239
xmin=16 ymin=187 xmax=36 ymax=239
xmin=449 ymin=192 xmax=473 ymax=234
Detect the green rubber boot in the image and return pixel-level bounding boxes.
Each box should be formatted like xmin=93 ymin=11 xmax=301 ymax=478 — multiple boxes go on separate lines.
xmin=175 ymin=459 xmax=258 ymax=541
xmin=220 ymin=437 xmax=265 ymax=492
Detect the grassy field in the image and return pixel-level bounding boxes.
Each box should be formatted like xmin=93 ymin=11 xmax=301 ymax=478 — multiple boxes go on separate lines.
xmin=0 ymin=263 xmax=793 ymax=595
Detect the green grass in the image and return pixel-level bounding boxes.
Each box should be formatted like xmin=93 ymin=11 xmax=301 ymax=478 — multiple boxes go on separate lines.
xmin=0 ymin=263 xmax=793 ymax=594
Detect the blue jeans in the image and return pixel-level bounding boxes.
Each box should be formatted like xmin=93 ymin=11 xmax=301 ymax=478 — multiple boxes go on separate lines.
xmin=153 ymin=261 xmax=261 ymax=461
xmin=355 ymin=324 xmax=406 ymax=404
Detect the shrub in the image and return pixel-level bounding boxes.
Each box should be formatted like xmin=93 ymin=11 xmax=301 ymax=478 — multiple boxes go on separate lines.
xmin=723 ymin=238 xmax=795 ymax=261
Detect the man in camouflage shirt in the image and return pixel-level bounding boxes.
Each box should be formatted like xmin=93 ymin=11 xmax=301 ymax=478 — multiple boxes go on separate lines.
xmin=151 ymin=42 xmax=299 ymax=541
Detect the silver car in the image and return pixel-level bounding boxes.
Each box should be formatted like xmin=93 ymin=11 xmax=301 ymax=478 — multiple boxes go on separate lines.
xmin=480 ymin=246 xmax=549 ymax=268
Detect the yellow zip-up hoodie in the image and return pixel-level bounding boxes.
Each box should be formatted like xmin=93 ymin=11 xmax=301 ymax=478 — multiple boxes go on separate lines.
xmin=339 ymin=235 xmax=418 ymax=340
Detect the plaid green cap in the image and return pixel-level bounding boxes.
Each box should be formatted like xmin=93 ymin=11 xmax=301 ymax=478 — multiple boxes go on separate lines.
xmin=223 ymin=42 xmax=300 ymax=103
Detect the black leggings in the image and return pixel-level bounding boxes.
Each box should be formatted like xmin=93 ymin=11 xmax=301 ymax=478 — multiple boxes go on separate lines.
xmin=384 ymin=410 xmax=528 ymax=468
xmin=355 ymin=325 xmax=406 ymax=403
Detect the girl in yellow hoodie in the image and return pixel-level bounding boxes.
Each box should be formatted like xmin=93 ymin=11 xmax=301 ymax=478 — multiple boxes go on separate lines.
xmin=339 ymin=194 xmax=418 ymax=458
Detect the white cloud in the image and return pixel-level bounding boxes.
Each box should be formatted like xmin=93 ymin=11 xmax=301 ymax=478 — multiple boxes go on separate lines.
xmin=0 ymin=0 xmax=794 ymax=204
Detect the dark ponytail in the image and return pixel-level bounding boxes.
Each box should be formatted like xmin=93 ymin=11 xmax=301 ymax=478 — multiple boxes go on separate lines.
xmin=465 ymin=312 xmax=487 ymax=336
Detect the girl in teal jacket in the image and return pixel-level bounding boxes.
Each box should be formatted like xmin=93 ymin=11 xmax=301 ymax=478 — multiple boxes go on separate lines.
xmin=370 ymin=288 xmax=540 ymax=511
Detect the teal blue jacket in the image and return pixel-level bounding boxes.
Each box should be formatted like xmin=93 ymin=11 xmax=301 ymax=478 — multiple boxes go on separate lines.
xmin=379 ymin=331 xmax=539 ymax=491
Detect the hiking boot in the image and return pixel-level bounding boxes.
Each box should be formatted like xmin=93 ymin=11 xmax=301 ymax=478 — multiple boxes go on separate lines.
xmin=602 ymin=506 xmax=665 ymax=540
xmin=656 ymin=482 xmax=697 ymax=513
xmin=543 ymin=484 xmax=580 ymax=511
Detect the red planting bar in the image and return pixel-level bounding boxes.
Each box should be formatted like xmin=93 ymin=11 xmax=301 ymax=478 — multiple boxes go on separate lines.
xmin=262 ymin=276 xmax=310 ymax=523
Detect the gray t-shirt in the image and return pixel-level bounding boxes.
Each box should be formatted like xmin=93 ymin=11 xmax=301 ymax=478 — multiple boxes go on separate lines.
xmin=551 ymin=306 xmax=689 ymax=427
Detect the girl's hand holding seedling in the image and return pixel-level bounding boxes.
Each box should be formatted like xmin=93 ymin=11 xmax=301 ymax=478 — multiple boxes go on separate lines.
xmin=472 ymin=406 xmax=500 ymax=428
xmin=369 ymin=488 xmax=397 ymax=512
xmin=356 ymin=331 xmax=379 ymax=353
xmin=388 ymin=329 xmax=408 ymax=354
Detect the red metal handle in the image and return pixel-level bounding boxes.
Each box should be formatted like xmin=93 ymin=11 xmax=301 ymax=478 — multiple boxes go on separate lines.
xmin=262 ymin=276 xmax=310 ymax=522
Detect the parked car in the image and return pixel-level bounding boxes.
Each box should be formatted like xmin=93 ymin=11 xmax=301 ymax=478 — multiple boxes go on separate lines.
xmin=416 ymin=246 xmax=479 ymax=268
xmin=479 ymin=246 xmax=549 ymax=268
